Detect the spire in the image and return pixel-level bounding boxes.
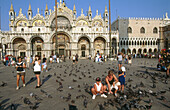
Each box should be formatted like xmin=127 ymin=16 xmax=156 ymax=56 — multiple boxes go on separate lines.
xmin=73 ymin=4 xmax=76 ymax=11
xmin=28 ymin=3 xmax=32 ymax=11
xmin=105 ymin=5 xmax=108 ymax=13
xmin=88 ymin=5 xmax=91 ymax=12
xmin=10 ymin=3 xmax=14 ymax=11
xmin=45 ymin=4 xmax=48 ymax=11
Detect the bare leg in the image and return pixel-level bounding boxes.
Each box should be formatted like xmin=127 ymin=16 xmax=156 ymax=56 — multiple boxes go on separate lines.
xmin=42 ymin=65 xmax=44 ymax=72
xmin=36 ymin=75 xmax=41 ymax=86
xmin=21 ymin=75 xmax=25 ymax=85
xmin=91 ymin=88 xmax=97 ymax=95
xmin=122 ymin=85 xmax=124 ymax=92
xmin=17 ymin=75 xmax=20 ymax=87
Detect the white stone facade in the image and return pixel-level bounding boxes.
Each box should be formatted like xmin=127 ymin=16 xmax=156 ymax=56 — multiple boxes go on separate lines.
xmin=0 ymin=1 xmax=118 ymax=59
xmin=111 ymin=16 xmax=166 ymax=55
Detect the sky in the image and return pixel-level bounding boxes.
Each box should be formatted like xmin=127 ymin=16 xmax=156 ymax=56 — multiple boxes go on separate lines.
xmin=0 ymin=0 xmax=169 ymax=31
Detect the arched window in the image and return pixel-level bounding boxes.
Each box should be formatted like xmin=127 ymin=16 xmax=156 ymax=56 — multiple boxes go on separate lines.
xmin=135 ymin=41 xmax=136 ymax=45
xmin=132 ymin=41 xmax=134 ymax=45
xmin=153 ymin=41 xmax=155 ymax=45
xmin=120 ymin=41 xmax=122 ymax=46
xmin=127 ymin=27 xmax=132 ymax=33
xmin=145 ymin=41 xmax=147 ymax=45
xmin=123 ymin=41 xmax=125 ymax=45
xmin=153 ymin=27 xmax=158 ymax=33
xmin=38 ymin=28 xmax=41 ymax=32
xmin=151 ymin=41 xmax=152 ymax=45
xmin=148 ymin=41 xmax=150 ymax=45
xmin=21 ymin=28 xmax=24 ymax=32
xmin=129 ymin=41 xmax=131 ymax=45
xmin=140 ymin=41 xmax=142 ymax=45
xmin=126 ymin=41 xmax=128 ymax=45
xmin=143 ymin=41 xmax=144 ymax=45
xmin=140 ymin=27 xmax=145 ymax=33
xmin=137 ymin=41 xmax=139 ymax=45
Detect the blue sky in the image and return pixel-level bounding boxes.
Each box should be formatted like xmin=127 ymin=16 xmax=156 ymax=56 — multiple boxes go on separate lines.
xmin=0 ymin=0 xmax=169 ymax=31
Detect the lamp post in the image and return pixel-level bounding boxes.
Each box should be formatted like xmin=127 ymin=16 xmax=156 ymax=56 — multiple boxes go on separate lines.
xmin=109 ymin=0 xmax=112 ymax=58
xmin=55 ymin=0 xmax=58 ymax=56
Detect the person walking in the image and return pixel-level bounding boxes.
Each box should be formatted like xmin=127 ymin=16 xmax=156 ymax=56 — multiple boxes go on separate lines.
xmin=33 ymin=55 xmax=41 ymax=88
xmin=72 ymin=55 xmax=76 ymax=64
xmin=16 ymin=57 xmax=26 ymax=90
xmin=26 ymin=56 xmax=30 ymax=68
xmin=75 ymin=54 xmax=79 ymax=64
xmin=117 ymin=52 xmax=123 ymax=70
xmin=42 ymin=54 xmax=48 ymax=72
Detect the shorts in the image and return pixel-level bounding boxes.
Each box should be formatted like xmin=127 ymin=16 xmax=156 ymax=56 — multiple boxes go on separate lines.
xmin=42 ymin=63 xmax=47 ymax=69
xmin=167 ymin=65 xmax=170 ymax=69
xmin=76 ymin=58 xmax=78 ymax=61
xmin=17 ymin=72 xmax=25 ymax=76
xmin=118 ymin=61 xmax=122 ymax=64
xmin=34 ymin=72 xmax=41 ymax=75
xmin=106 ymin=82 xmax=121 ymax=90
xmin=73 ymin=60 xmax=75 ymax=62
xmin=119 ymin=77 xmax=125 ymax=85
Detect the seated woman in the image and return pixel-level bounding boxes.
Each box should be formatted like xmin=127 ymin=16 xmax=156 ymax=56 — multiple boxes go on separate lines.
xmin=91 ymin=77 xmax=107 ymax=99
xmin=105 ymin=70 xmax=121 ymax=97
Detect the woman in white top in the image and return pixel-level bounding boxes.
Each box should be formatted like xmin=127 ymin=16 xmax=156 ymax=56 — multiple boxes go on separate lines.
xmin=16 ymin=57 xmax=26 ymax=90
xmin=91 ymin=77 xmax=107 ymax=99
xmin=33 ymin=55 xmax=41 ymax=88
xmin=72 ymin=55 xmax=76 ymax=64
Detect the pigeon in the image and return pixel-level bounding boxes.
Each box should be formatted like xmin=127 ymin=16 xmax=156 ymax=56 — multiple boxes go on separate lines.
xmin=24 ymin=98 xmax=33 ymax=105
xmin=83 ymin=98 xmax=88 ymax=108
xmin=1 ymin=81 xmax=7 ymax=87
xmin=10 ymin=104 xmax=16 ymax=110
xmin=152 ymin=83 xmax=156 ymax=88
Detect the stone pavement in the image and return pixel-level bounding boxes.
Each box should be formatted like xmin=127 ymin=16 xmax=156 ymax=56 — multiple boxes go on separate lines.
xmin=0 ymin=58 xmax=170 ymax=110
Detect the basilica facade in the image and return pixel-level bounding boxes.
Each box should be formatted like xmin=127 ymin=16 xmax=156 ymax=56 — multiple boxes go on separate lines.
xmin=0 ymin=1 xmax=118 ymax=59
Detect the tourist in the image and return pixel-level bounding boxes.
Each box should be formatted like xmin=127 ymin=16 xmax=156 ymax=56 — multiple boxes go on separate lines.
xmin=5 ymin=55 xmax=9 ymax=66
xmin=42 ymin=54 xmax=48 ymax=72
xmin=53 ymin=54 xmax=57 ymax=63
xmin=26 ymin=56 xmax=30 ymax=68
xmin=105 ymin=70 xmax=121 ymax=97
xmin=16 ymin=57 xmax=26 ymax=90
xmin=72 ymin=55 xmax=76 ymax=64
xmin=50 ymin=56 xmax=53 ymax=63
xmin=75 ymin=54 xmax=79 ymax=64
xmin=165 ymin=51 xmax=170 ymax=78
xmin=118 ymin=66 xmax=126 ymax=93
xmin=57 ymin=56 xmax=60 ymax=63
xmin=11 ymin=56 xmax=16 ymax=67
xmin=117 ymin=52 xmax=123 ymax=70
xmin=91 ymin=77 xmax=107 ymax=99
xmin=128 ymin=55 xmax=132 ymax=65
xmin=33 ymin=55 xmax=41 ymax=88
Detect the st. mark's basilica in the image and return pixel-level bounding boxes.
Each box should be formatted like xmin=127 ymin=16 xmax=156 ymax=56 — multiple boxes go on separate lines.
xmin=0 ymin=0 xmax=169 ymax=58
xmin=0 ymin=1 xmax=118 ymax=58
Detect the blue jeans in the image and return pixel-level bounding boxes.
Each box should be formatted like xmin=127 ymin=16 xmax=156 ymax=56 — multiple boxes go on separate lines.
xmin=6 ymin=60 xmax=9 ymax=66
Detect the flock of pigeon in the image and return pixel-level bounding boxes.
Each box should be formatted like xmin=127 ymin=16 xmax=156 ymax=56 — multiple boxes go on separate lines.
xmin=0 ymin=59 xmax=170 ymax=110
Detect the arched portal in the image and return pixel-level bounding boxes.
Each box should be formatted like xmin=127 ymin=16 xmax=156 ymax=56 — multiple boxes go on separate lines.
xmin=112 ymin=38 xmax=117 ymax=55
xmin=138 ymin=48 xmax=142 ymax=54
xmin=149 ymin=48 xmax=152 ymax=53
xmin=154 ymin=48 xmax=157 ymax=53
xmin=127 ymin=49 xmax=131 ymax=55
xmin=132 ymin=49 xmax=136 ymax=54
xmin=78 ymin=37 xmax=90 ymax=57
xmin=143 ymin=48 xmax=147 ymax=54
xmin=13 ymin=37 xmax=26 ymax=57
xmin=94 ymin=37 xmax=106 ymax=55
xmin=52 ymin=33 xmax=70 ymax=57
xmin=121 ymin=48 xmax=125 ymax=54
xmin=31 ymin=37 xmax=44 ymax=58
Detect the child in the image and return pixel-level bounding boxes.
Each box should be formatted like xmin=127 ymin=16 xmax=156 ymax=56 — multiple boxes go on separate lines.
xmin=91 ymin=77 xmax=107 ymax=99
xmin=118 ymin=66 xmax=126 ymax=93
